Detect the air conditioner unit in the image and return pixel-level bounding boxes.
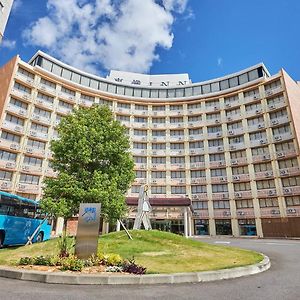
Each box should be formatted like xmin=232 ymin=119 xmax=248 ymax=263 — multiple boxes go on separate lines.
xmin=178 ymin=137 xmax=183 ymax=141
xmin=190 ymin=137 xmax=194 ymax=140
xmin=153 ymin=112 xmax=157 ymax=116
xmin=272 ymin=120 xmax=279 ymax=125
xmin=227 ymin=117 xmax=232 ymax=122
xmin=216 ymin=132 xmax=222 ymax=137
xmin=287 ymin=208 xmax=296 ymax=214
xmin=18 ymin=184 xmax=26 ymax=190
xmin=214 ymin=106 xmax=219 ymax=111
xmin=260 ymin=139 xmax=266 ymax=145
xmin=262 ymin=154 xmax=270 ymax=160
xmin=284 ymin=188 xmax=292 ymax=194
xmin=223 ymin=211 xmax=231 ymax=216
xmin=26 ymin=148 xmax=33 ymax=154
xmin=268 ymin=190 xmax=276 ymax=196
xmin=220 ymin=177 xmax=227 ymax=182
xmin=33 ymin=115 xmax=40 ymax=121
xmin=152 ymin=165 xmax=157 ymax=169
xmin=22 ymin=166 xmax=30 ymax=171
xmin=238 ymin=211 xmax=245 ymax=216
xmin=142 ymin=112 xmax=146 ymax=115
xmin=230 ymin=145 xmax=236 ymax=150
xmin=190 ymin=150 xmax=196 ymax=154
xmin=14 ymin=126 xmax=22 ymax=132
xmin=30 ymin=131 xmax=37 ymax=137
xmin=231 ymin=160 xmax=238 ymax=165
xmin=1 ymin=182 xmax=8 ymax=188
xmin=271 ymin=209 xmax=280 ymax=215
xmin=266 ymin=91 xmax=273 ymax=96
xmin=153 ymin=137 xmax=157 ymax=142
xmin=5 ymin=162 xmax=14 ymax=169
xmin=142 ymin=124 xmax=146 ymax=128
xmin=215 ymin=119 xmax=220 ymax=124
xmin=153 ymin=124 xmax=157 ymax=128
xmin=222 ymin=193 xmax=228 ymax=199
xmin=218 ymin=161 xmax=224 ymax=166
xmin=258 ymin=124 xmax=265 ymax=129
xmin=228 ymin=130 xmax=234 ymax=135
xmin=18 ymin=109 xmax=26 ymax=116
xmin=277 ymin=152 xmax=285 ymax=158
xmin=253 ymin=95 xmax=258 ymax=99
xmin=22 ymin=95 xmax=29 ymax=100
xmin=140 ymin=165 xmax=145 ymax=169
xmin=235 ymin=192 xmax=242 ymax=198
xmin=217 ymin=146 xmax=223 ymax=152
xmin=275 ymin=136 xmax=282 ymax=141
xmin=233 ymin=175 xmax=240 ymax=181
xmin=279 ymin=169 xmax=289 ymax=176
xmin=265 ymin=171 xmax=273 ymax=178
xmin=152 ymin=151 xmax=157 ymax=155
xmin=141 ymin=150 xmax=145 ymax=154
xmin=152 ymin=179 xmax=157 ymax=184
xmin=225 ymin=103 xmax=231 ymax=107
xmin=10 ymin=144 xmax=18 ymax=150
xmin=192 ymin=195 xmax=198 ymax=199
xmin=191 ymin=179 xmax=197 ymax=183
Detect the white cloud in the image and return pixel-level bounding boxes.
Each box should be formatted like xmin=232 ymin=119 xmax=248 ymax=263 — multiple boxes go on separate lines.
xmin=23 ymin=0 xmax=189 ymax=74
xmin=1 ymin=39 xmax=16 ymax=49
xmin=217 ymin=57 xmax=223 ymax=67
xmin=12 ymin=0 xmax=22 ymax=12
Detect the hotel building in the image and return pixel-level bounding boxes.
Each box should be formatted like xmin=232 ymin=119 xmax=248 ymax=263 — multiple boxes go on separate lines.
xmin=0 ymin=0 xmax=14 ymax=42
xmin=0 ymin=51 xmax=300 ymax=237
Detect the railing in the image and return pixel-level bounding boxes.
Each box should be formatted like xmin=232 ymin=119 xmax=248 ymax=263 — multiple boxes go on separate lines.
xmin=21 ymin=164 xmax=43 ymax=174
xmin=2 ymin=121 xmax=24 ymax=134
xmin=6 ymin=104 xmax=28 ymax=118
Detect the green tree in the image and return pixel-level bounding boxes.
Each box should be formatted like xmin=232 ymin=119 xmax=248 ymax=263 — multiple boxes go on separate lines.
xmin=41 ymin=105 xmax=135 ymax=226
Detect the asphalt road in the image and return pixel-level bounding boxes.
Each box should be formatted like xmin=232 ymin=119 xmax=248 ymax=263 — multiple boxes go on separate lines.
xmin=0 ymin=237 xmax=299 ymax=300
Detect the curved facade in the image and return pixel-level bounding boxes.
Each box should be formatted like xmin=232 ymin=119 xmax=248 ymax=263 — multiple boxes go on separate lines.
xmin=1 ymin=51 xmax=300 ymax=237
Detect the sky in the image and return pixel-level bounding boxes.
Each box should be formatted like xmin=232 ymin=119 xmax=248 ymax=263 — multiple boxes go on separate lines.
xmin=0 ymin=0 xmax=300 ymax=83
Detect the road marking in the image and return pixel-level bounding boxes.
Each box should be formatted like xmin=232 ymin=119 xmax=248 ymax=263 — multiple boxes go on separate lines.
xmin=214 ymin=241 xmax=231 ymax=244
xmin=264 ymin=242 xmax=297 ymax=246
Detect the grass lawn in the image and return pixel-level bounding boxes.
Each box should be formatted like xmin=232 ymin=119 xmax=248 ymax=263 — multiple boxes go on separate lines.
xmin=0 ymin=230 xmax=263 ymax=274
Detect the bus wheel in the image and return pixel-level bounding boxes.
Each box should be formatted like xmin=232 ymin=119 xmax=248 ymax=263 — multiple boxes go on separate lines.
xmin=36 ymin=232 xmax=43 ymax=243
xmin=0 ymin=233 xmax=4 ymax=248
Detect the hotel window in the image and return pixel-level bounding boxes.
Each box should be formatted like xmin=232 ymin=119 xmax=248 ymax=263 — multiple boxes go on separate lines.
xmin=185 ymin=87 xmax=193 ymax=97
xmin=133 ymin=142 xmax=147 ymax=149
xmin=27 ymin=139 xmax=46 ymax=149
xmin=188 ymin=115 xmax=202 ymax=122
xmin=152 ymin=106 xmax=165 ymax=111
xmin=191 ymin=170 xmax=206 ymax=178
xmin=5 ymin=114 xmax=24 ymax=126
xmin=254 ymin=162 xmax=272 ymax=172
xmin=259 ymin=198 xmax=278 ymax=208
xmin=18 ymin=67 xmax=35 ymax=79
xmin=40 ymin=78 xmax=56 ymax=89
xmin=224 ymin=95 xmax=239 ymax=106
xmin=170 ymin=143 xmax=184 ymax=150
xmin=0 ymin=150 xmax=17 ymax=162
xmin=236 ymin=199 xmax=253 ymax=208
xmin=206 ymin=112 xmax=220 ymax=120
xmin=0 ymin=171 xmax=12 ymax=181
xmin=208 ymin=139 xmax=223 ymax=147
xmin=131 ymin=186 xmax=140 ymax=193
xmin=33 ymin=107 xmax=51 ymax=119
xmin=171 ymin=171 xmax=185 ymax=179
xmin=285 ymin=196 xmax=300 ymax=206
xmin=152 ymin=171 xmax=166 ymax=178
xmin=232 ymin=166 xmax=249 ymax=175
xmin=227 ymin=121 xmax=242 ymax=131
xmin=275 ymin=141 xmax=295 ymax=152
xmin=9 ymin=98 xmax=28 ymax=110
xmin=234 ymin=182 xmax=251 ymax=191
xmin=278 ymin=158 xmax=299 ymax=169
xmin=188 ymin=103 xmax=201 ymax=110
xmin=117 ymin=102 xmax=131 ymax=109
xmin=61 ymin=86 xmax=75 ymax=97
xmin=230 ymin=150 xmax=246 ymax=159
xmin=37 ymin=92 xmax=54 ymax=105
xmin=170 ymin=117 xmax=183 ymax=123
xmin=14 ymin=82 xmax=31 ymax=94
xmin=207 ymin=125 xmax=222 ymax=133
xmin=170 ymin=157 xmax=185 ymax=164
xmin=81 ymin=94 xmax=95 ymax=103
xmin=134 ymin=129 xmax=147 ymax=136
xmin=152 ymin=130 xmax=166 ymax=137
xmin=31 ymin=123 xmax=48 ymax=134
xmin=265 ymin=80 xmax=281 ymax=92
xmin=58 ymin=100 xmax=73 ymax=110
xmin=170 ymin=130 xmax=184 ymax=136
xmin=244 ymin=89 xmax=259 ymax=99
xmin=213 ymin=200 xmax=230 ymax=209
xmin=1 ymin=131 xmax=21 ymax=143
xmin=190 ymin=155 xmax=205 ymax=163
xmin=272 ymin=124 xmax=291 ymax=135
xmin=99 ymin=99 xmax=112 ymax=106
xmin=23 ymin=156 xmax=42 ymax=166
xmin=152 ymin=157 xmax=166 ymax=164
xmin=269 ymin=109 xmax=287 ymax=119
xmin=267 ymin=95 xmax=285 ymax=106
xmin=134 ymin=156 xmax=147 ymax=163
xmin=212 ymin=184 xmax=228 ymax=193
xmin=189 ymin=141 xmax=204 ymax=149
xmin=191 ymin=185 xmax=207 ymax=193
xmin=282 ymin=177 xmax=300 ymax=187
xmin=135 ymin=171 xmax=146 ymax=178
xmin=171 ymin=186 xmax=186 ymax=194
xmin=189 ymin=128 xmax=203 ymax=135
xmin=135 ymin=104 xmax=148 ymax=111
xmin=211 ymin=168 xmax=226 ymax=177
xmin=256 ymin=179 xmax=275 ymax=190
xmin=228 ymin=135 xmax=244 ymax=145
xmin=151 ymin=186 xmax=166 ymax=194
xmin=134 ymin=116 xmax=147 ymax=123
xmin=249 ymin=131 xmax=267 ymax=141
xmin=209 ymin=153 xmax=225 ymax=161
xmin=170 ymin=104 xmax=183 ymax=111
xmin=152 ymin=117 xmax=166 ymax=124
xmin=251 ymin=146 xmax=269 ymax=157
xmin=152 ymin=143 xmax=166 ymax=150
xmin=247 ymin=116 xmax=264 ymax=126
xmin=205 ymin=100 xmax=219 ymax=108
xmin=245 ymin=102 xmax=262 ymax=112
xmin=226 ymin=107 xmax=240 ymax=117
xmin=116 ymin=115 xmax=130 ymax=122
xmin=19 ymin=174 xmax=40 ymax=185
xmin=193 ymin=201 xmax=208 ymax=210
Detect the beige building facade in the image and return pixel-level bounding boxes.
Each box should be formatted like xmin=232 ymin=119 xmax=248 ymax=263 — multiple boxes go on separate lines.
xmin=1 ymin=51 xmax=300 ymax=237
xmin=0 ymin=0 xmax=14 ymax=42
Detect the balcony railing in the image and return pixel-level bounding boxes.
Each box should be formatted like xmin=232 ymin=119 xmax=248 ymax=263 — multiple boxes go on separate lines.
xmin=6 ymin=104 xmax=28 ymax=118
xmin=2 ymin=121 xmax=24 ymax=134
xmin=21 ymin=164 xmax=43 ymax=174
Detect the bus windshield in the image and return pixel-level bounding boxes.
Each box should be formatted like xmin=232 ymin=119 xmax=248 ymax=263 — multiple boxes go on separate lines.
xmin=0 ymin=191 xmax=52 ymax=247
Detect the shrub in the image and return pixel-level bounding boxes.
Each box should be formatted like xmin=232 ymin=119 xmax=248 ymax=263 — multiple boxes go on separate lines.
xmin=57 ymin=233 xmax=74 ymax=258
xmin=19 ymin=257 xmax=34 ymax=266
xmin=33 ymin=256 xmax=52 ymax=266
xmin=97 ymin=253 xmax=123 ymax=266
xmin=105 ymin=266 xmax=123 ymax=273
xmin=122 ymin=258 xmax=146 ymax=275
xmin=60 ymin=255 xmax=84 ymax=272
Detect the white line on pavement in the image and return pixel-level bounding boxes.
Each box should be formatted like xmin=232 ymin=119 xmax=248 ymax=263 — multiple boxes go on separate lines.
xmin=264 ymin=242 xmax=297 ymax=246
xmin=214 ymin=241 xmax=231 ymax=244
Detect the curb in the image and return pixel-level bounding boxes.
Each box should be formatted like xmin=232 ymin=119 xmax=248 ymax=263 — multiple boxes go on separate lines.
xmin=0 ymin=255 xmax=270 ymax=285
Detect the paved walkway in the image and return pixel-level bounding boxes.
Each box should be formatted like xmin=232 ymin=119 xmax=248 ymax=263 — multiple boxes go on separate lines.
xmin=1 ymin=237 xmax=299 ymax=300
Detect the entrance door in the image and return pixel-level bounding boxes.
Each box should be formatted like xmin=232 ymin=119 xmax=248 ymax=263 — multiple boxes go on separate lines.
xmin=215 ymin=219 xmax=232 ymax=235
xmin=194 ymin=219 xmax=209 ymax=235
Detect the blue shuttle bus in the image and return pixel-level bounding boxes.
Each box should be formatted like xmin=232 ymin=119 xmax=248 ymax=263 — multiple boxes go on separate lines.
xmin=0 ymin=191 xmax=52 ymax=247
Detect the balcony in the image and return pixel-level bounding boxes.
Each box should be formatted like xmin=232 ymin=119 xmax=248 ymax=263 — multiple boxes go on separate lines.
xmin=260 ymin=207 xmax=281 ymax=217
xmin=35 ymin=98 xmax=54 ymax=110
xmin=2 ymin=121 xmax=24 ymax=134
xmin=32 ymin=114 xmax=51 ymax=126
xmin=152 ymin=136 xmax=167 ymax=143
xmin=191 ymin=193 xmax=208 ymax=200
xmin=232 ymin=174 xmax=250 ymax=182
xmin=17 ymin=183 xmax=40 ymax=194
xmin=10 ymin=88 xmax=32 ymax=102
xmin=132 ymin=149 xmax=147 ymax=156
xmin=257 ymin=188 xmax=277 ymax=198
xmin=230 ymin=158 xmax=248 ymax=166
xmin=151 ymin=178 xmax=166 ymax=185
xmin=234 ymin=191 xmax=252 ymax=199
xmin=227 ymin=128 xmax=244 ymax=136
xmin=245 ymin=108 xmax=263 ymax=118
xmin=151 ymin=123 xmax=166 ymax=129
xmin=79 ymin=99 xmax=94 ymax=107
xmin=273 ymin=133 xmax=293 ymax=143
xmin=252 ymin=154 xmax=271 ymax=163
xmin=190 ymin=162 xmax=205 ymax=169
xmin=224 ymin=100 xmax=240 ymax=109
xmin=151 ymin=110 xmax=166 ymax=117
xmin=214 ymin=209 xmax=231 ymax=218
xmin=116 ymin=107 xmax=132 ymax=115
xmin=226 ymin=114 xmax=242 ymax=123
xmin=208 ymin=146 xmax=224 ymax=154
xmin=170 ymin=178 xmax=186 ymax=185
xmin=282 ymin=186 xmax=300 ymax=196
xmin=211 ymin=176 xmax=228 ymax=184
xmin=132 ymin=122 xmax=148 ymax=129
xmin=168 ymin=110 xmax=184 ymax=117
xmin=45 ymin=168 xmax=58 ymax=177
xmin=0 ymin=160 xmax=16 ymax=170
xmin=21 ymin=164 xmax=43 ymax=174
xmin=15 ymin=73 xmax=35 ymax=86
xmin=209 ymin=160 xmax=226 ymax=168
xmin=188 ymin=121 xmax=202 ymax=128
xmin=169 ymin=149 xmax=185 ymax=156
xmin=58 ymin=92 xmax=76 ymax=103
xmin=250 ymin=138 xmax=269 ymax=147
xmin=56 ymin=105 xmax=73 ymax=115
xmin=279 ymin=166 xmax=300 ymax=177
xmin=269 ymin=116 xmax=289 ymax=127
xmin=267 ymin=101 xmax=287 ymax=112
xmin=38 ymin=84 xmax=56 ymax=96
xmin=205 ymin=118 xmax=221 ymax=126
xmin=243 ymin=94 xmax=261 ymax=104
xmin=265 ymin=87 xmax=283 ymax=97
xmin=255 ymin=171 xmax=274 ymax=180
xmin=151 ymin=149 xmax=166 ymax=156
xmin=228 ymin=143 xmax=245 ymax=151
xmin=170 ymin=164 xmax=185 ymax=171
xmin=276 ymin=150 xmax=298 ymax=159
xmin=193 ymin=210 xmax=209 ymax=218
xmin=150 ymin=164 xmax=166 ymax=171
xmin=24 ymin=147 xmax=46 ymax=157
xmin=190 ymin=178 xmax=207 ymax=184
xmin=236 ymin=208 xmax=255 ymax=218
xmin=212 ymin=192 xmax=229 ymax=200
xmin=0 ymin=139 xmax=20 ymax=152
xmin=286 ymin=207 xmax=300 ymax=217
xmin=169 ymin=135 xmax=185 ymax=142
xmin=169 ymin=122 xmax=184 ymax=129
xmin=207 ymin=132 xmax=223 ymax=139
xmin=204 ymin=105 xmax=220 ymax=113
xmin=247 ymin=123 xmax=266 ymax=132
xmin=0 ymin=180 xmax=13 ymax=191
xmin=29 ymin=130 xmax=48 ymax=141
xmin=131 ymin=136 xmax=147 ymax=142
xmin=134 ymin=110 xmax=148 ymax=117
xmin=189 ymin=134 xmax=204 ymax=141
xmin=6 ymin=104 xmax=28 ymax=118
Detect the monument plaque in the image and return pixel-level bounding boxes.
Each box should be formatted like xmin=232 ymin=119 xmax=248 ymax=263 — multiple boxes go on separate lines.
xmin=75 ymin=203 xmax=101 ymax=259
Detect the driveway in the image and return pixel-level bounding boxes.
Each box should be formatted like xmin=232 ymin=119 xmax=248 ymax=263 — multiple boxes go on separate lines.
xmin=0 ymin=237 xmax=299 ymax=300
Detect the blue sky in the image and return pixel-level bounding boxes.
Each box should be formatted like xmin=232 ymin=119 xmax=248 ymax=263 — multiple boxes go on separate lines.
xmin=1 ymin=0 xmax=300 ymax=83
